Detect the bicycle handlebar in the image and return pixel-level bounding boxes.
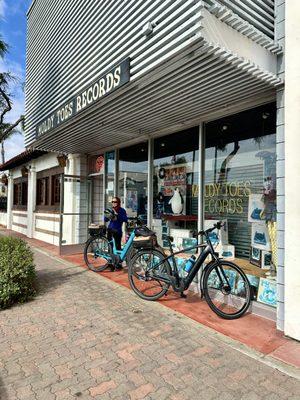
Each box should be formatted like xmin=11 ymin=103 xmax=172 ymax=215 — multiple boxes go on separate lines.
xmin=196 ymin=221 xmax=224 ymax=237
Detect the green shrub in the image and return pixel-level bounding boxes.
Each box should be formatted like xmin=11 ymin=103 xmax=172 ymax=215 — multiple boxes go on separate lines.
xmin=0 ymin=236 xmax=36 ymax=309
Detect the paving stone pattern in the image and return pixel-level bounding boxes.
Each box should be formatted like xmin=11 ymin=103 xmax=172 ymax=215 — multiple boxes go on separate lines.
xmin=0 ymin=248 xmax=300 ymax=400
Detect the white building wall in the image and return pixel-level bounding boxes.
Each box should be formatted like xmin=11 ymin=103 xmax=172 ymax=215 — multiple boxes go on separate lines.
xmin=275 ymin=0 xmax=285 ymax=331
xmin=0 ymin=212 xmax=7 ymax=227
xmin=284 ymin=0 xmax=300 ymax=341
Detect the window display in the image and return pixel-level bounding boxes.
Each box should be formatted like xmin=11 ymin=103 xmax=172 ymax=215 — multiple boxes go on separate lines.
xmin=153 ymin=128 xmax=199 ymax=248
xmin=118 ymin=142 xmax=148 ymax=223
xmin=204 ymin=104 xmax=277 ymax=307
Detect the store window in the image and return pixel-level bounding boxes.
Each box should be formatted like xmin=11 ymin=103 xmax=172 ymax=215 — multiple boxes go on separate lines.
xmin=36 ymin=177 xmax=49 ymax=206
xmin=153 ymin=128 xmax=199 ymax=248
xmin=13 ymin=179 xmax=28 ymax=209
xmin=35 ymin=167 xmax=63 ymax=212
xmin=204 ymin=103 xmax=277 ymax=307
xmin=118 ymin=142 xmax=148 ymax=223
xmin=105 ymin=151 xmax=115 ymax=207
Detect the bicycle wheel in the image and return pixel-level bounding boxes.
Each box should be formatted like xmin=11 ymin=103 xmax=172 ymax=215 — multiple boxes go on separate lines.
xmin=84 ymin=235 xmax=112 ymax=272
xmin=128 ymin=249 xmax=171 ymax=301
xmin=203 ymin=261 xmax=251 ymax=319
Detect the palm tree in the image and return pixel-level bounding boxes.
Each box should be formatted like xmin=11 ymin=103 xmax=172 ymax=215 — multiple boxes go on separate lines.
xmin=0 ymin=35 xmax=25 ymax=164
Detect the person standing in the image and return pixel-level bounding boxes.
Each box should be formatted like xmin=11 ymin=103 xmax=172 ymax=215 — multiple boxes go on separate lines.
xmin=105 ymin=197 xmax=128 ymax=251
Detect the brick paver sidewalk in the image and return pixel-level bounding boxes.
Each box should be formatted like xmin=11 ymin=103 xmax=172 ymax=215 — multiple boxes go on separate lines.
xmin=0 ymin=246 xmax=300 ymax=400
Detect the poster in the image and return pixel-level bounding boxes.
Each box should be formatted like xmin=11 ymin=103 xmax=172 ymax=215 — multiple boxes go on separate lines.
xmin=251 ymin=222 xmax=271 ymax=251
xmin=248 ymin=194 xmax=265 ymax=222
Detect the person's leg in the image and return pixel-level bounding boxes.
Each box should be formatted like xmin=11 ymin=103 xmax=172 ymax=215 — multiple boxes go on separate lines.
xmin=114 ymin=232 xmax=122 ymax=251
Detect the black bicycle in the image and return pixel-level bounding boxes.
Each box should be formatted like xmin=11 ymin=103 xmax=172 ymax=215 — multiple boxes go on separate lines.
xmin=128 ymin=222 xmax=251 ymax=319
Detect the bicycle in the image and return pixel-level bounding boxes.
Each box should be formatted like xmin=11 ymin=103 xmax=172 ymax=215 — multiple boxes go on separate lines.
xmin=84 ymin=218 xmax=158 ymax=272
xmin=127 ymin=222 xmax=252 ymax=319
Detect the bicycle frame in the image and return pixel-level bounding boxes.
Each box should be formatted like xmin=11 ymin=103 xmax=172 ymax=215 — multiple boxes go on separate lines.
xmin=145 ymin=232 xmax=230 ymax=293
xmin=108 ymin=229 xmax=137 ymax=262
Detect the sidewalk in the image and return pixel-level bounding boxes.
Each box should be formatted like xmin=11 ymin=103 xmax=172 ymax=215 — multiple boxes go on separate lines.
xmin=1 ymin=227 xmax=299 ymax=370
xmin=0 ymin=229 xmax=300 ymax=400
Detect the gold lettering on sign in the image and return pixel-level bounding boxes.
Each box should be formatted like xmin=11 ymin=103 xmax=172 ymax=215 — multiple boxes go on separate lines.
xmin=204 ymin=180 xmax=251 ymax=215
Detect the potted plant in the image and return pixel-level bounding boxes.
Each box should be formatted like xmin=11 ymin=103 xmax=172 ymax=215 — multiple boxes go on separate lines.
xmin=57 ymin=154 xmax=68 ymax=168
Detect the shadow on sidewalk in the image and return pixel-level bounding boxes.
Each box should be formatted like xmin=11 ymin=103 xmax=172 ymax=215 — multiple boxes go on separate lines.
xmin=0 ymin=377 xmax=8 ymax=400
xmin=35 ymin=267 xmax=88 ymax=295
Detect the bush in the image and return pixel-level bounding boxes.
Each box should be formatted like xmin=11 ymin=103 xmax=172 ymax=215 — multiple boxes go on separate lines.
xmin=0 ymin=236 xmax=36 ymax=309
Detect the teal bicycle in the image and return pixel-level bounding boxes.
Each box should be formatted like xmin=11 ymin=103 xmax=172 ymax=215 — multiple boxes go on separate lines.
xmin=84 ymin=218 xmax=157 ymax=272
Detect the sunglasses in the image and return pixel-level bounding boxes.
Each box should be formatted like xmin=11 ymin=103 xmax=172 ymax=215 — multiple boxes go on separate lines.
xmin=112 ymin=201 xmax=118 ymax=203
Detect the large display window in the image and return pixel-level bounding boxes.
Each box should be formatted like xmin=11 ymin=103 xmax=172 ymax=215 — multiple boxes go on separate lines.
xmin=118 ymin=142 xmax=148 ymax=223
xmin=152 ymin=128 xmax=199 ymax=248
xmin=204 ymin=104 xmax=277 ymax=307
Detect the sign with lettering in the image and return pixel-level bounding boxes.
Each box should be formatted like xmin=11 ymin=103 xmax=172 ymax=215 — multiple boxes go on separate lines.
xmin=36 ymin=58 xmax=130 ymax=138
xmin=204 ymin=181 xmax=252 ymax=215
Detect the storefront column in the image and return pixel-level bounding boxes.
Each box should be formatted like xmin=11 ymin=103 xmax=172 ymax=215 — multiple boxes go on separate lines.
xmin=6 ymin=174 xmax=13 ymax=230
xmin=284 ymin=1 xmax=300 ymax=341
xmin=114 ymin=149 xmax=119 ymax=197
xmin=27 ymin=162 xmax=36 ymax=238
xmin=198 ymin=123 xmax=205 ymax=234
xmin=147 ymin=138 xmax=153 ymax=228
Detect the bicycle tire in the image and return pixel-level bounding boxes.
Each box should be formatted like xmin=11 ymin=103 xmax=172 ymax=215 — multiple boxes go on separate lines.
xmin=203 ymin=261 xmax=251 ymax=319
xmin=128 ymin=249 xmax=171 ymax=301
xmin=84 ymin=235 xmax=112 ymax=272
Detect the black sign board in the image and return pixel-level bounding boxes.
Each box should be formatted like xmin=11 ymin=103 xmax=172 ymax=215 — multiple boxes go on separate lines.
xmin=36 ymin=58 xmax=130 ymax=138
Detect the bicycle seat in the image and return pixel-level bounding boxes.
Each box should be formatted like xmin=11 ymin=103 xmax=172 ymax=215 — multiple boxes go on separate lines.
xmin=135 ymin=227 xmax=156 ymax=237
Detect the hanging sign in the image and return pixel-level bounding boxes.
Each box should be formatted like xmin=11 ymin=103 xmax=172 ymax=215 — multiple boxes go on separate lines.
xmin=36 ymin=58 xmax=130 ymax=138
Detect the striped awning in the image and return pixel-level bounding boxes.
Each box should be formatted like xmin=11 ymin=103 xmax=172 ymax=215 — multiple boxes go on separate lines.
xmin=31 ymin=5 xmax=282 ymax=154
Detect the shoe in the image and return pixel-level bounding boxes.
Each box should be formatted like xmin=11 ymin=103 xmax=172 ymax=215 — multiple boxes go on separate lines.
xmin=115 ymin=264 xmax=123 ymax=270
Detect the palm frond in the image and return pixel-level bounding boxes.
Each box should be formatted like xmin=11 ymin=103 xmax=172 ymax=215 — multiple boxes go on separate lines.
xmin=0 ymin=37 xmax=9 ymax=59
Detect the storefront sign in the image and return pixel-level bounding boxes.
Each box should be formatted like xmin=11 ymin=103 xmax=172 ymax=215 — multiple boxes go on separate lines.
xmin=36 ymin=58 xmax=130 ymax=138
xmin=204 ymin=181 xmax=251 ymax=214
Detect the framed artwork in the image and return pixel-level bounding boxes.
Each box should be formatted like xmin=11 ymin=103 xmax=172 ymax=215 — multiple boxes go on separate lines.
xmin=257 ymin=278 xmax=277 ymax=307
xmin=250 ymin=246 xmax=262 ymax=267
xmin=251 ymin=222 xmax=271 ymax=251
xmin=262 ymin=250 xmax=272 ymax=269
xmin=248 ymin=194 xmax=265 ymax=222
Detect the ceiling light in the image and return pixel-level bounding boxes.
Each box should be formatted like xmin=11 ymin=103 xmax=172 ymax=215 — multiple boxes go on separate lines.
xmin=142 ymin=22 xmax=154 ymax=36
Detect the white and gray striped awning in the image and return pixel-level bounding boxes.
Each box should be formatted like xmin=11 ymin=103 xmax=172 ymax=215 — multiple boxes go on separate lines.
xmin=30 ymin=1 xmax=282 ymax=154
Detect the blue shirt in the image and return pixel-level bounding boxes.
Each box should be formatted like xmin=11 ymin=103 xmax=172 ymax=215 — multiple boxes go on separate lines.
xmin=105 ymin=207 xmax=128 ymax=234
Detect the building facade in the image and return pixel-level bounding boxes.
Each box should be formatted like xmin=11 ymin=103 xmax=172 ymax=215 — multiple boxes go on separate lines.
xmin=3 ymin=0 xmax=298 ymax=339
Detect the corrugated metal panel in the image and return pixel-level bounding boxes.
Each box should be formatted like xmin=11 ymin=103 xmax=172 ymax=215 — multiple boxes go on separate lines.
xmin=31 ymin=40 xmax=281 ymax=154
xmin=205 ymin=0 xmax=275 ymax=38
xmin=25 ymin=0 xmax=203 ymax=147
xmin=206 ymin=1 xmax=280 ymax=53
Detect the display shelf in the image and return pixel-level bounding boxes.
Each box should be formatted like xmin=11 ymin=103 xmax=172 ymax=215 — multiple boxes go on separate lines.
xmin=161 ymin=214 xmax=198 ymax=221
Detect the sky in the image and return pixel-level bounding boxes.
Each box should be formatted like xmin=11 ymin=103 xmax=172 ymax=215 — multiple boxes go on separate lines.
xmin=0 ymin=0 xmax=32 ymax=162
